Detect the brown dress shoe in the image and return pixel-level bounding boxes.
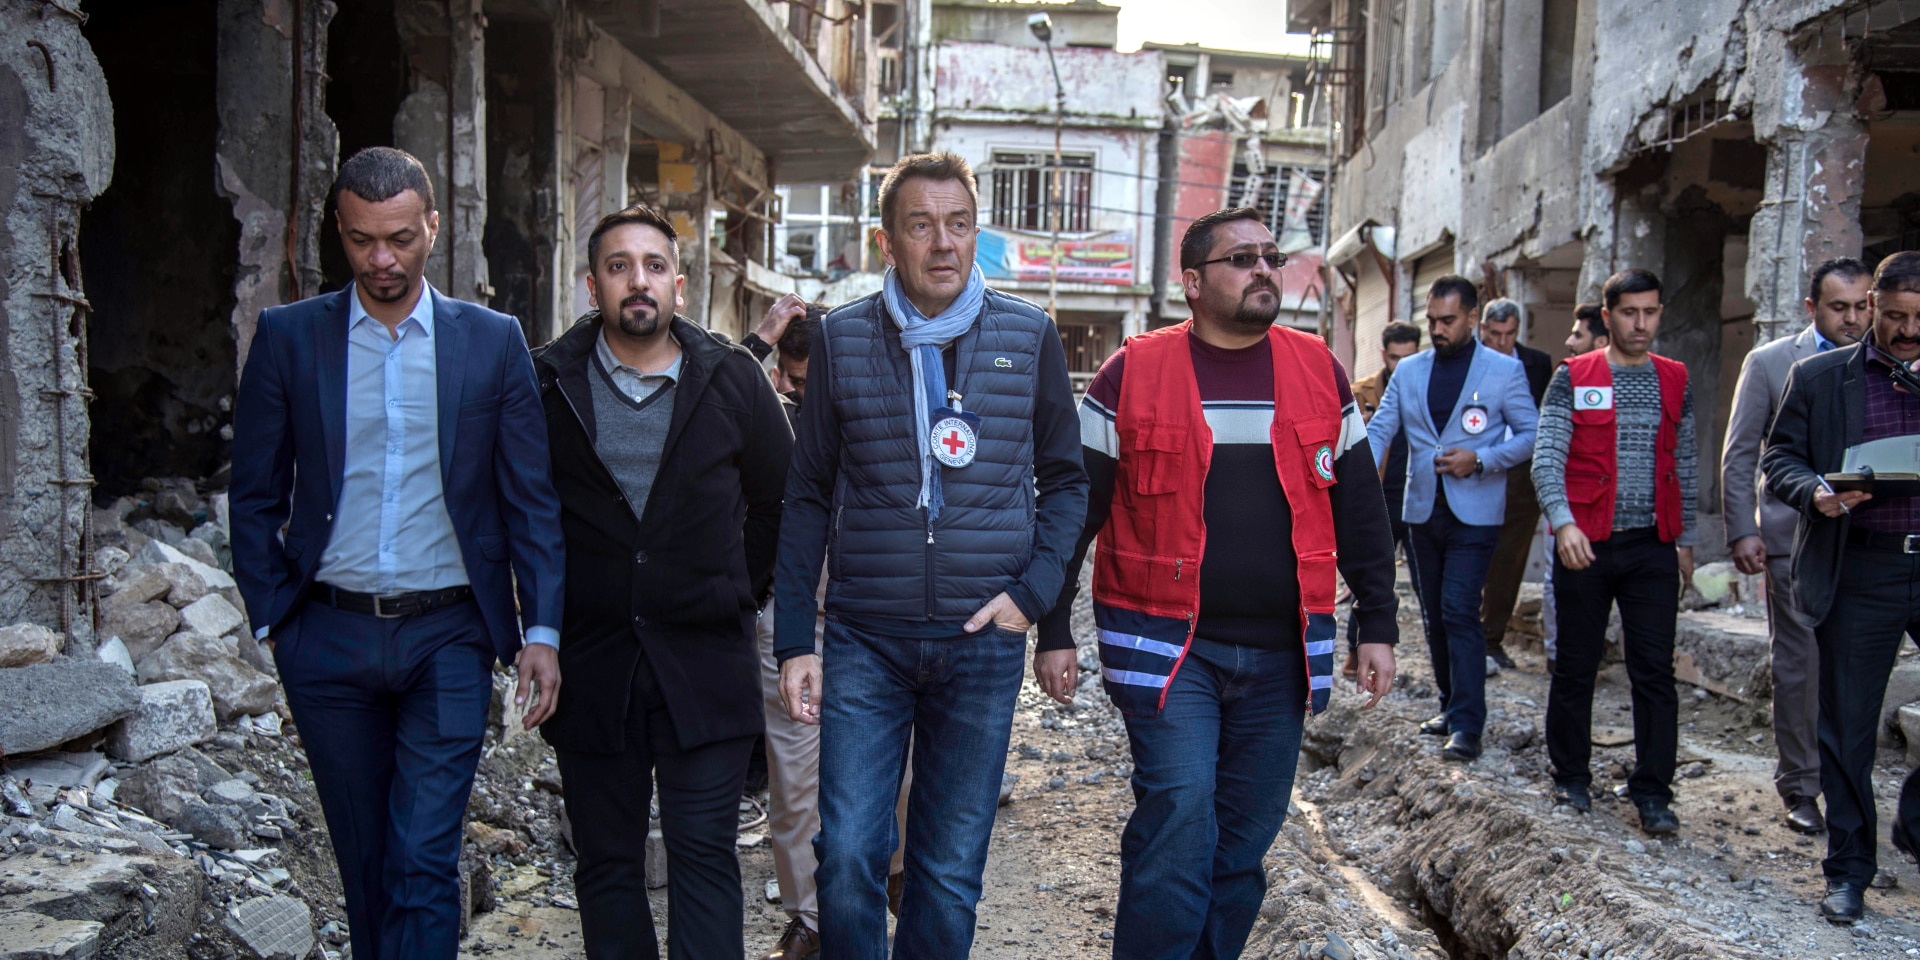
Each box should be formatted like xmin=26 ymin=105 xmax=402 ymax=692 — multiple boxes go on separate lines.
xmin=887 ymin=870 xmax=904 ymax=917
xmin=762 ymin=918 xmax=819 ymax=960
xmin=1341 ymin=648 xmax=1359 ymax=679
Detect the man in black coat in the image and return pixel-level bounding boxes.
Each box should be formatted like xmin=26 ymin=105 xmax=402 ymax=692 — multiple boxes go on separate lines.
xmin=1764 ymin=250 xmax=1920 ymax=925
xmin=1477 ymin=297 xmax=1553 ymax=668
xmin=536 ymin=204 xmax=793 ymax=959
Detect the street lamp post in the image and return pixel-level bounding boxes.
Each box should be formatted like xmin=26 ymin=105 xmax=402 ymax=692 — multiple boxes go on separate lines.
xmin=1030 ymin=13 xmax=1066 ymax=319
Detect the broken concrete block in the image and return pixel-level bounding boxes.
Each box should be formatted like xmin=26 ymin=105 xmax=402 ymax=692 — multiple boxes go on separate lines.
xmin=95 ymin=636 xmax=135 ymax=676
xmin=175 ymin=538 xmax=221 ymax=570
xmin=136 ymin=539 xmax=236 ymax=591
xmin=136 ymin=631 xmax=278 ymax=719
xmin=0 ymin=622 xmax=63 ymax=667
xmin=152 ymin=562 xmax=210 ymax=607
xmin=0 ymin=661 xmax=140 ymax=756
xmin=646 ymin=824 xmax=668 ymax=889
xmin=175 ymin=800 xmax=252 ymax=850
xmin=105 ymin=679 xmax=216 ymax=762
xmin=118 ymin=755 xmax=204 ymax=822
xmin=176 ymin=595 xmax=245 ymax=640
xmin=222 ymin=895 xmax=314 ymax=960
xmin=0 ymin=912 xmax=103 ymax=959
xmin=106 ymin=565 xmax=171 ymax=604
xmin=1884 ymin=664 xmax=1920 ymax=748
xmin=99 ymin=594 xmax=182 ymax=662
xmin=95 ymin=545 xmax=131 ymax=578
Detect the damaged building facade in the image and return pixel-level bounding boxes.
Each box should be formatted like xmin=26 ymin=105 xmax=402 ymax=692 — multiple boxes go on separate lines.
xmin=0 ymin=0 xmax=878 ymax=639
xmin=1293 ymin=0 xmax=1920 ymax=549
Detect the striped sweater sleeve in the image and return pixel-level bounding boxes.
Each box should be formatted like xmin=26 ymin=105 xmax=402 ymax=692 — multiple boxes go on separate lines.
xmin=1532 ymin=366 xmax=1577 ymax=532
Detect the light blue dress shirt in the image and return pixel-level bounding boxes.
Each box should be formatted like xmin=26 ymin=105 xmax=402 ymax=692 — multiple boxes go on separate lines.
xmin=311 ymin=284 xmax=558 ymax=649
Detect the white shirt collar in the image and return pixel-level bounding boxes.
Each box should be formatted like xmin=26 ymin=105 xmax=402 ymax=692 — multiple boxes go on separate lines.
xmin=348 ymin=281 xmax=436 ymax=336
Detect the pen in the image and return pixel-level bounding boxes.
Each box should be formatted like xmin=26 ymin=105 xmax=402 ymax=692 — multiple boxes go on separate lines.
xmin=1818 ymin=476 xmax=1851 ymax=514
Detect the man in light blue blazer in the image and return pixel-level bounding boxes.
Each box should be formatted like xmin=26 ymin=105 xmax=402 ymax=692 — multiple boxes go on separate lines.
xmin=1366 ymin=276 xmax=1537 ymax=761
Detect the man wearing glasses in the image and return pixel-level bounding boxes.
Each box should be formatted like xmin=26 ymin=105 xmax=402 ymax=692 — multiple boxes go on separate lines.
xmin=1040 ymin=207 xmax=1399 ymax=958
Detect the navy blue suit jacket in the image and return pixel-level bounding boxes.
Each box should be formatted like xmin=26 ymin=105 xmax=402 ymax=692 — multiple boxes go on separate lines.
xmin=229 ymin=286 xmax=564 ymax=664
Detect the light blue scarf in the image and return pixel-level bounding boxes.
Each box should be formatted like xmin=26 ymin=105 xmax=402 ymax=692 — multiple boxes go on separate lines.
xmin=881 ymin=264 xmax=987 ymax=521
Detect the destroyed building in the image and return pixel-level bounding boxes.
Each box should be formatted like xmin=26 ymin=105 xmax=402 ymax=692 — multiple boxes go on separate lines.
xmin=0 ymin=0 xmax=881 ymax=639
xmin=1293 ymin=0 xmax=1920 ymax=551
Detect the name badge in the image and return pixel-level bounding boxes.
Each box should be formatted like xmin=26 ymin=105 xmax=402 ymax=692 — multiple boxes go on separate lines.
xmin=1460 ymin=405 xmax=1490 ymax=435
xmin=930 ymin=391 xmax=982 ymax=469
xmin=1573 ymin=386 xmax=1614 ymax=411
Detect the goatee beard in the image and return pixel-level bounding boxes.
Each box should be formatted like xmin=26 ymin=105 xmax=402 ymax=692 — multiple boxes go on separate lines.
xmin=1222 ymin=301 xmax=1279 ymax=334
xmin=615 ymin=300 xmax=661 ymax=337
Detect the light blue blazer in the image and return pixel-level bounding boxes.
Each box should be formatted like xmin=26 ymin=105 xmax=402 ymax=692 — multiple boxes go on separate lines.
xmin=1365 ymin=342 xmax=1538 ymax=526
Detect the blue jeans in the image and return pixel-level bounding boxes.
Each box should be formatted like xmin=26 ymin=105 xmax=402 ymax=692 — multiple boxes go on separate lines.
xmin=1114 ymin=636 xmax=1308 ymax=960
xmin=814 ymin=620 xmax=1027 ymax=959
xmin=1406 ymin=499 xmax=1500 ymax=736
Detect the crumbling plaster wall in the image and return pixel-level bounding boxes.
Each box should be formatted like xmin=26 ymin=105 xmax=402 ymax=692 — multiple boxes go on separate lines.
xmin=0 ymin=1 xmax=114 ymax=637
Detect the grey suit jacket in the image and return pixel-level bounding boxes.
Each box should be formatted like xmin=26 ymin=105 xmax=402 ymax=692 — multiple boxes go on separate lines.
xmin=1722 ymin=326 xmax=1823 ymax=555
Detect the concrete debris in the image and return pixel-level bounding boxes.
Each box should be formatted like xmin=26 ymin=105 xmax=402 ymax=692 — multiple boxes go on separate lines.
xmin=92 ymin=637 xmax=133 ymax=677
xmin=136 ymin=631 xmax=277 ymax=719
xmin=93 ymin=546 xmax=130 ymax=579
xmin=467 ymin=821 xmax=526 ymax=856
xmin=176 ymin=595 xmax=246 ymax=641
xmin=105 ymin=679 xmax=217 ymax=763
xmin=222 ymin=894 xmax=315 ymax=960
xmin=0 ymin=661 xmax=140 ymax=757
xmin=154 ymin=562 xmax=211 ymax=607
xmin=174 ymin=801 xmax=253 ymax=851
xmin=95 ymin=595 xmax=181 ymax=662
xmin=1885 ymin=663 xmax=1920 ymax=749
xmin=0 ymin=912 xmax=103 ymax=959
xmin=0 ymin=624 xmax=63 ymax=668
xmin=134 ymin=539 xmax=237 ymax=593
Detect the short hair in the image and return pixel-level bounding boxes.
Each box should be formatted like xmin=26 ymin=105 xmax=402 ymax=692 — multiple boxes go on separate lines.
xmin=1427 ymin=275 xmax=1480 ymax=314
xmin=1603 ymin=268 xmax=1662 ymax=309
xmin=1873 ymin=252 xmax=1920 ymax=295
xmin=1482 ymin=298 xmax=1523 ymax=327
xmin=1809 ymin=257 xmax=1871 ymax=302
xmin=588 ymin=203 xmax=678 ymax=270
xmin=1381 ymin=321 xmax=1421 ymax=348
xmin=878 ymin=153 xmax=979 ymax=231
xmin=1574 ymin=302 xmax=1606 ymax=339
xmin=1180 ymin=207 xmax=1265 ymax=271
xmin=332 ymin=146 xmax=435 ymax=211
xmin=778 ymin=305 xmax=828 ymax=362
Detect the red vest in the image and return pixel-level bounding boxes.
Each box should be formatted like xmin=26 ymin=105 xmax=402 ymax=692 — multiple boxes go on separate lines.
xmin=1091 ymin=322 xmax=1342 ymax=715
xmin=1563 ymin=350 xmax=1687 ymax=543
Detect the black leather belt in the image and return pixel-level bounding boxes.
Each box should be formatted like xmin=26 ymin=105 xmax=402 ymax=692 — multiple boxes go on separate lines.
xmin=309 ymin=583 xmax=473 ymax=618
xmin=1846 ymin=527 xmax=1920 ymax=555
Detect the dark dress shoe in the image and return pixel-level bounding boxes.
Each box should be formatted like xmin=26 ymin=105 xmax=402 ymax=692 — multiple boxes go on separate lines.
xmin=1820 ymin=881 xmax=1865 ymax=924
xmin=1784 ymin=795 xmax=1826 ymax=835
xmin=1551 ymin=781 xmax=1592 ymax=813
xmin=761 ymin=918 xmax=820 ymax=960
xmin=1419 ymin=714 xmax=1448 ymax=736
xmin=1894 ymin=818 xmax=1915 ymax=860
xmin=1442 ymin=731 xmax=1482 ymax=761
xmin=1488 ymin=648 xmax=1516 ymax=670
xmin=1636 ymin=800 xmax=1680 ymax=836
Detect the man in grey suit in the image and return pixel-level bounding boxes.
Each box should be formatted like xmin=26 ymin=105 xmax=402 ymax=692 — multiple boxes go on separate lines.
xmin=1722 ymin=256 xmax=1871 ymax=836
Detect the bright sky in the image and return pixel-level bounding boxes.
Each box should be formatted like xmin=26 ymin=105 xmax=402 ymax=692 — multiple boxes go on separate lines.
xmin=1111 ymin=0 xmax=1314 ymax=57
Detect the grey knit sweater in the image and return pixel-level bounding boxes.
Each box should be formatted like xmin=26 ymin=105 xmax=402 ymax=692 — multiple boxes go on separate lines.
xmin=1532 ymin=362 xmax=1697 ymax=547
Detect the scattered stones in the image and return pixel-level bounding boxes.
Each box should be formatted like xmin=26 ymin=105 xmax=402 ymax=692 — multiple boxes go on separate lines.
xmin=98 ymin=594 xmax=182 ymax=662
xmin=175 ymin=595 xmax=246 ymax=642
xmin=94 ymin=636 xmax=135 ymax=676
xmin=466 ymin=821 xmax=526 ymax=856
xmin=222 ymin=895 xmax=315 ymax=960
xmin=175 ymin=801 xmax=253 ymax=850
xmin=0 ymin=660 xmax=140 ymax=756
xmin=153 ymin=561 xmax=211 ymax=606
xmin=0 ymin=622 xmax=63 ymax=667
xmin=105 ymin=679 xmax=217 ymax=762
xmin=136 ymin=631 xmax=278 ymax=719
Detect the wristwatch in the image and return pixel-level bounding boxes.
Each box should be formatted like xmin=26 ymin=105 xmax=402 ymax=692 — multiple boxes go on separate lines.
xmin=1473 ymin=452 xmax=1484 ymax=476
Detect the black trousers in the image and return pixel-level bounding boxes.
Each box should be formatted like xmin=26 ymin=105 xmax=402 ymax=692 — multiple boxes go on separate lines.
xmin=1817 ymin=542 xmax=1920 ymax=886
xmin=556 ymin=652 xmax=757 ymax=960
xmin=1546 ymin=528 xmax=1679 ymax=804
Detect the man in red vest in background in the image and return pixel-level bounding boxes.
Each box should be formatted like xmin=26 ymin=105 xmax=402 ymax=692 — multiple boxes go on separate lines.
xmin=1532 ymin=267 xmax=1698 ymax=835
xmin=1039 ymin=207 xmax=1399 ymax=958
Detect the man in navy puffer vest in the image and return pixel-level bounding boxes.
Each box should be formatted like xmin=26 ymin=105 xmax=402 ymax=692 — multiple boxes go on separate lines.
xmin=771 ymin=153 xmax=1088 ymax=959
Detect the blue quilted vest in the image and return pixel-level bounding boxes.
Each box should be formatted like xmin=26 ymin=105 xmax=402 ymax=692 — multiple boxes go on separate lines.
xmin=822 ymin=289 xmax=1046 ymax=622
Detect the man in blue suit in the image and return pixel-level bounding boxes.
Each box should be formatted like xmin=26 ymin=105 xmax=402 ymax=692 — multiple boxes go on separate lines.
xmin=1366 ymin=276 xmax=1537 ymax=761
xmin=230 ymin=147 xmax=565 ymax=960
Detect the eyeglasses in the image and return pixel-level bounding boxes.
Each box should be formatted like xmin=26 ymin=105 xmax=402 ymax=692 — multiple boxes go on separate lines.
xmin=1197 ymin=251 xmax=1287 ymax=271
